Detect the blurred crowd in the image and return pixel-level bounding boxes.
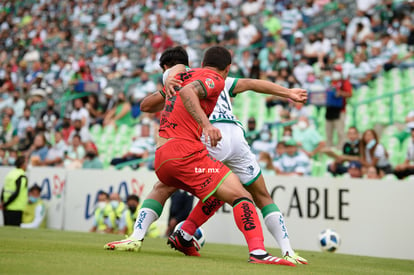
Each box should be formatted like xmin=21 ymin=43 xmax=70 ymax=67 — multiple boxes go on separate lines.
xmin=0 ymin=0 xmax=413 ymax=179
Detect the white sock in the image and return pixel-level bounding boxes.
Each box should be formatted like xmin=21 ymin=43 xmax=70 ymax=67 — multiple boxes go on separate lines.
xmin=131 ymin=208 xmax=159 ymax=240
xmin=264 ymin=212 xmax=295 ymax=256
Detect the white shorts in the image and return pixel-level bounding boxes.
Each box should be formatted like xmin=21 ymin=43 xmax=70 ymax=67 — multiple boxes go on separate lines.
xmin=202 ymin=122 xmax=261 ymax=185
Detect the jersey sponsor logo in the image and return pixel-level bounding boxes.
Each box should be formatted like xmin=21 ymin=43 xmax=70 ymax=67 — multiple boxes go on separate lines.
xmin=241 ymin=202 xmax=256 ymax=231
xmin=205 ymin=78 xmax=215 ymax=88
xmin=201 ymin=197 xmax=222 ymax=215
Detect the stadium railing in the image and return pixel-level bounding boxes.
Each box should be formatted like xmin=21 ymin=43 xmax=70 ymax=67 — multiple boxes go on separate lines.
xmin=350 ymin=86 xmax=414 ymax=129
xmin=114 ymin=155 xmax=155 ymax=170
xmin=31 ymin=91 xmax=92 ymax=117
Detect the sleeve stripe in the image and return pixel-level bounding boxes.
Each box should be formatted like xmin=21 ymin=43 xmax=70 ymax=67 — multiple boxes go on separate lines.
xmin=195 ymin=79 xmax=208 ymax=98
xmin=228 ymin=78 xmax=239 ymax=97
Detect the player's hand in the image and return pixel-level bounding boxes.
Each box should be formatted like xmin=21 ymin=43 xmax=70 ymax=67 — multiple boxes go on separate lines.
xmin=203 ymin=124 xmax=222 ymax=147
xmin=164 ymin=76 xmax=183 ymax=98
xmin=289 ymin=88 xmax=308 ymax=104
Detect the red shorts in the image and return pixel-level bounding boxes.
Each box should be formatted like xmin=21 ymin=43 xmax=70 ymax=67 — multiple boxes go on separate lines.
xmin=155 ymin=139 xmax=231 ymax=202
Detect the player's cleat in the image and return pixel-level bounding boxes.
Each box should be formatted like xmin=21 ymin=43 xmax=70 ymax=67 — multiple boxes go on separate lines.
xmin=167 ymin=230 xmax=200 ymax=257
xmin=104 ymin=237 xmax=143 ymax=252
xmin=248 ymin=253 xmax=296 ymax=266
xmin=283 ymin=252 xmax=309 ymax=265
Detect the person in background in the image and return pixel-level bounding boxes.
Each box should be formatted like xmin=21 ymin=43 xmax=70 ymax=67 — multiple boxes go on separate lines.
xmin=103 ymin=92 xmax=134 ymax=128
xmin=0 ymin=148 xmax=6 ymax=165
xmin=109 ymin=192 xmax=126 ymax=232
xmin=0 ymin=114 xmax=19 ymax=150
xmin=70 ymin=98 xmax=90 ymax=128
xmin=40 ymin=98 xmax=60 ymax=132
xmin=327 ymin=127 xmax=361 ymax=176
xmin=60 ymin=114 xmax=74 ymax=142
xmin=110 ymin=121 xmax=153 ymax=169
xmin=273 ymin=139 xmax=311 ymax=176
xmin=82 ymin=141 xmax=103 ymax=169
xmin=101 ymin=87 xmax=117 ymax=117
xmin=27 ymin=133 xmax=49 ymax=167
xmin=293 ymin=116 xmax=326 ymax=158
xmin=64 ymin=134 xmax=85 ymax=169
xmin=394 ymin=128 xmax=414 ymax=179
xmin=347 ymin=161 xmax=363 ymax=179
xmin=90 ymin=191 xmax=115 ymax=233
xmin=20 ymin=184 xmax=47 ymax=229
xmin=166 ymin=190 xmax=194 ymax=236
xmin=0 ymin=156 xmax=28 ymax=226
xmin=42 ymin=131 xmax=66 ymax=167
xmin=257 ymin=151 xmax=276 ymax=175
xmin=5 ymin=150 xmax=18 ymax=166
xmin=360 ymin=129 xmax=392 ymax=176
xmin=118 ymin=194 xmax=140 ymax=236
xmin=251 ymin=128 xmax=277 ymax=156
xmin=17 ymin=126 xmax=35 ymax=152
xmin=16 ymin=107 xmax=36 ymax=139
xmin=68 ymin=119 xmax=92 ymax=143
xmin=366 ymin=165 xmax=382 ymax=179
xmin=325 ymin=65 xmax=352 ymax=149
xmin=86 ymin=94 xmax=104 ymax=126
xmin=245 ymin=117 xmax=260 ymax=146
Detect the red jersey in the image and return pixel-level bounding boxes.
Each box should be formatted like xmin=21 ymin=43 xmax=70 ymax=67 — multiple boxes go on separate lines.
xmin=159 ymin=68 xmax=225 ymax=143
xmin=332 ymin=79 xmax=352 ymax=112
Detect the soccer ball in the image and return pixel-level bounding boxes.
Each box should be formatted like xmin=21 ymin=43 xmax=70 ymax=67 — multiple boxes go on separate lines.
xmin=174 ymin=221 xmax=206 ymax=251
xmin=318 ymin=229 xmax=340 ymax=252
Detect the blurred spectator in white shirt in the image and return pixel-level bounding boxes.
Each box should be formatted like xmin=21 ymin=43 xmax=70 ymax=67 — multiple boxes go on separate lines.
xmin=129 ymin=72 xmax=157 ymax=103
xmin=241 ymin=0 xmax=263 ymax=16
xmin=70 ymin=98 xmax=90 ymax=128
xmin=126 ymin=23 xmax=141 ymax=44
xmin=144 ymin=52 xmax=161 ymax=74
xmin=237 ymin=17 xmax=260 ymax=48
xmin=293 ymin=56 xmax=314 ymax=85
xmin=183 ymin=12 xmax=200 ymax=31
xmin=114 ymin=25 xmax=131 ymax=49
xmin=17 ymin=107 xmax=36 ymax=139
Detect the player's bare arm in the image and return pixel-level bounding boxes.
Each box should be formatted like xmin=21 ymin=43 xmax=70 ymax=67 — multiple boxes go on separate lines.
xmin=140 ymin=91 xmax=165 ymax=113
xmin=141 ymin=65 xmax=187 ymax=112
xmin=233 ymin=79 xmax=308 ymax=104
xmin=180 ymin=81 xmax=222 ymax=147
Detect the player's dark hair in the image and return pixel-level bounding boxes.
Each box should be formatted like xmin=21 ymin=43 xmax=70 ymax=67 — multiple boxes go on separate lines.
xmin=159 ymin=46 xmax=189 ymax=69
xmin=127 ymin=194 xmax=140 ymax=204
xmin=202 ymin=46 xmax=232 ymax=71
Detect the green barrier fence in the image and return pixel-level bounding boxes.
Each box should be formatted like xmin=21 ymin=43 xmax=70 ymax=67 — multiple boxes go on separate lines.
xmin=31 ymin=92 xmax=92 ymax=117
xmin=114 ymin=156 xmax=155 ymax=170
xmin=350 ymin=86 xmax=414 ymax=129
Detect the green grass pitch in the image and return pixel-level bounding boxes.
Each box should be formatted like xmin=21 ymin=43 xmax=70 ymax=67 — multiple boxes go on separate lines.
xmin=0 ymin=227 xmax=412 ymax=275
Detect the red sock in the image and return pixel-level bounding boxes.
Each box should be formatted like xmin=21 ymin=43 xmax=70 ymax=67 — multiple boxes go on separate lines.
xmin=181 ymin=196 xmax=224 ymax=235
xmin=232 ymin=198 xmax=265 ymax=252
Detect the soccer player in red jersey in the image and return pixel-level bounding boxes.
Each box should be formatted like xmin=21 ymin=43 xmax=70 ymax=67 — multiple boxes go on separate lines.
xmin=153 ymin=46 xmax=294 ymax=266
